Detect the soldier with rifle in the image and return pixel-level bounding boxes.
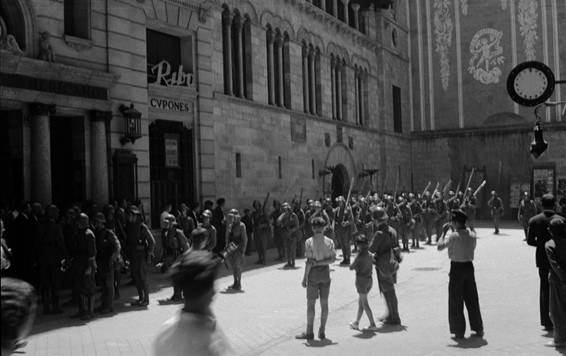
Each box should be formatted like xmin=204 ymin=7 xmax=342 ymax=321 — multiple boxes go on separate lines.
xmin=277 ymin=202 xmax=299 ymax=268
xmin=334 ymin=196 xmax=355 ymax=266
xmin=487 ymin=190 xmax=504 ymax=234
xmin=396 ymin=196 xmax=414 ymax=251
xmin=422 ymin=192 xmax=437 ymax=245
xmin=408 ymin=193 xmax=423 ymax=248
xmin=252 ymin=194 xmax=270 ymax=264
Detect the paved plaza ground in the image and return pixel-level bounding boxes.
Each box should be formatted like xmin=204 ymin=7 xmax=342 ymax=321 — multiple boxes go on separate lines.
xmin=22 ymin=221 xmax=566 ymax=356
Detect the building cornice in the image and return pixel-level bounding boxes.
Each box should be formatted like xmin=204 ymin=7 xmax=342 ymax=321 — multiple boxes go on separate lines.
xmin=283 ymin=0 xmax=382 ymax=52
xmin=410 ymin=121 xmax=566 ymax=139
xmin=0 ymin=50 xmax=118 ymax=89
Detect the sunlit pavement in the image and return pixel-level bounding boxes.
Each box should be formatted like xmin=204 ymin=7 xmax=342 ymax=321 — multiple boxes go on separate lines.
xmin=23 ymin=221 xmax=565 ymax=355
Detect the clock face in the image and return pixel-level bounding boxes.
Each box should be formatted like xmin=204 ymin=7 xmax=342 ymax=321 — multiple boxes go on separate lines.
xmin=507 ymin=61 xmax=555 ymax=106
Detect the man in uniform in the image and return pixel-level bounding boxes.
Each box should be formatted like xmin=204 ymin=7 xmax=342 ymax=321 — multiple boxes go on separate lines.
xmin=251 ymin=197 xmax=270 ymax=264
xmin=461 ymin=188 xmax=478 ymax=233
xmin=160 ymin=214 xmax=189 ymax=302
xmin=36 ymin=205 xmax=68 ymax=314
xmin=293 ymin=201 xmax=306 ymax=258
xmin=518 ymin=192 xmax=537 ymax=240
xmin=334 ymin=196 xmax=354 ymax=266
xmin=124 ymin=206 xmax=155 ymax=307
xmin=70 ymin=214 xmax=97 ymax=320
xmin=397 ymin=197 xmax=413 ymax=251
xmin=200 ymin=210 xmax=217 ymax=252
xmin=408 ymin=193 xmax=423 ymax=248
xmin=278 ymin=202 xmax=300 ymax=268
xmin=92 ymin=213 xmax=120 ymax=313
xmin=422 ymin=192 xmax=436 ymax=245
xmin=226 ymin=209 xmax=247 ymax=291
xmin=487 ymin=190 xmax=504 ymax=234
xmin=434 ymin=193 xmax=448 ymax=243
xmin=212 ymin=198 xmax=226 ymax=254
xmin=368 ymin=206 xmax=402 ymax=325
xmin=270 ymin=200 xmax=285 ymax=261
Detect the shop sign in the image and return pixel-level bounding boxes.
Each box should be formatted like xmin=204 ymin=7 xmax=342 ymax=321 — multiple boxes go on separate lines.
xmin=149 ymin=97 xmax=192 ymax=112
xmin=165 ymin=134 xmax=179 ymax=168
xmin=150 ymin=60 xmax=194 ymax=87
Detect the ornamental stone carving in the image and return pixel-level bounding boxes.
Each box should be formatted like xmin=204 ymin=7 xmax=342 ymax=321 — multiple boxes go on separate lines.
xmin=0 ymin=16 xmax=25 ymax=55
xmin=39 ymin=31 xmax=55 ymax=62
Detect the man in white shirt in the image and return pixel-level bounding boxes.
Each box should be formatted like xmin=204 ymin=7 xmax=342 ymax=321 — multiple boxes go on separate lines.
xmin=153 ymin=250 xmax=232 ymax=355
xmin=437 ymin=210 xmax=484 ymax=339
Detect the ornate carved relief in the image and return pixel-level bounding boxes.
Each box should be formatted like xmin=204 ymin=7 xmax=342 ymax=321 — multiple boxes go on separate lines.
xmin=517 ymin=0 xmax=538 ymax=60
xmin=468 ymin=28 xmax=504 ymax=85
xmin=39 ymin=31 xmax=55 ymax=62
xmin=351 ymin=54 xmax=370 ymax=72
xmin=260 ymin=11 xmax=295 ymax=40
xmin=64 ymin=37 xmax=94 ymax=52
xmin=296 ymin=26 xmax=324 ymax=52
xmin=0 ymin=16 xmax=25 ymax=55
xmin=433 ymin=0 xmax=453 ymax=91
xmin=460 ymin=0 xmax=468 ymax=15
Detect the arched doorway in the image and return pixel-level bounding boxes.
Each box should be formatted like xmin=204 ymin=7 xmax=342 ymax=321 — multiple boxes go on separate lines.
xmin=331 ymin=164 xmax=349 ymax=202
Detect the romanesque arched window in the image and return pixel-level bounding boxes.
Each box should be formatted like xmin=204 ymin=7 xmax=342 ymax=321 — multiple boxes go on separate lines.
xmin=222 ymin=7 xmax=253 ymax=99
xmin=331 ymin=55 xmax=347 ymax=121
xmin=354 ymin=66 xmax=368 ymax=126
xmin=302 ymin=42 xmax=321 ymax=116
xmin=267 ymin=28 xmax=290 ymax=109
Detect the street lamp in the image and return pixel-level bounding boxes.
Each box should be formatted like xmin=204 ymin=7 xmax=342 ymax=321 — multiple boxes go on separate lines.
xmin=119 ymin=103 xmax=142 ymax=145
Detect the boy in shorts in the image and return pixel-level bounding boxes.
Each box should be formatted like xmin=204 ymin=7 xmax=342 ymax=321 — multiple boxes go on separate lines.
xmin=296 ymin=217 xmax=336 ymax=341
xmin=349 ymin=234 xmax=378 ymax=331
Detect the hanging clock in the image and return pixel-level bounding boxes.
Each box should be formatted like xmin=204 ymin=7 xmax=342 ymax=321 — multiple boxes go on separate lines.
xmin=507 ymin=61 xmax=555 ymax=107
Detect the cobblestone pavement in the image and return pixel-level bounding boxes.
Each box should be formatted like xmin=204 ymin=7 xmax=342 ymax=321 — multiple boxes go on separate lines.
xmin=23 ymin=222 xmax=566 ymax=355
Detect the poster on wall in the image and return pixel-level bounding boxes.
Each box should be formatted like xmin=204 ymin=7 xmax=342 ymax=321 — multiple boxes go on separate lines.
xmin=509 ymin=181 xmax=531 ymax=209
xmin=532 ymin=166 xmax=555 ymax=201
xmin=164 ymin=134 xmax=179 ymax=168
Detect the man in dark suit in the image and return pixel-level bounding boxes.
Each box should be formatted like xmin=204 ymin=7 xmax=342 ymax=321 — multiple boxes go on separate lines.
xmin=527 ymin=194 xmax=565 ymax=331
xmin=212 ymin=198 xmax=226 ymax=254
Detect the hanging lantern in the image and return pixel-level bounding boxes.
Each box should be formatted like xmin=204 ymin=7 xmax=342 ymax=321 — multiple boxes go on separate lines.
xmin=119 ymin=103 xmax=142 ymax=145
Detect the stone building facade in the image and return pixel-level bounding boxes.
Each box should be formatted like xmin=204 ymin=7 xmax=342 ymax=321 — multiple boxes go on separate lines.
xmin=0 ymin=0 xmax=563 ymax=224
xmin=0 ymin=0 xmax=411 ymax=225
xmin=406 ymin=0 xmax=566 ymax=217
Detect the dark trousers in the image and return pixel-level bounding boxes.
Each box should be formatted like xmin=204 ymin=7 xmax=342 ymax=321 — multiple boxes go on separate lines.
xmin=539 ymin=267 xmax=553 ymax=328
xmin=448 ymin=261 xmax=483 ymax=335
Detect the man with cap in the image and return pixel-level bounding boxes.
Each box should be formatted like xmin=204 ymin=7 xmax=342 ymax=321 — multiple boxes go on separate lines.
xmin=527 ymin=194 xmax=564 ymax=331
xmin=269 ymin=200 xmax=285 ymax=261
xmin=199 ymin=210 xmax=217 ymax=252
xmin=334 ymin=196 xmax=355 ymax=266
xmin=368 ymin=206 xmax=401 ymax=325
xmin=124 ymin=206 xmax=155 ymax=307
xmin=545 ymin=217 xmax=566 ymax=347
xmin=437 ymin=210 xmax=484 ymax=339
xmin=92 ymin=213 xmax=120 ymax=314
xmin=277 ymin=202 xmax=300 ymax=268
xmin=160 ymin=214 xmax=190 ymax=275
xmin=518 ymin=192 xmax=537 ymax=240
xmin=396 ymin=196 xmax=413 ymax=251
xmin=487 ymin=190 xmax=504 ymax=234
xmin=225 ymin=209 xmax=247 ymax=290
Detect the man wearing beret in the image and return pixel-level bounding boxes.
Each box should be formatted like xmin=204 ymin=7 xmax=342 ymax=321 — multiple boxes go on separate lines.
xmin=437 ymin=210 xmax=484 ymax=339
xmin=528 ymin=194 xmax=564 ymax=332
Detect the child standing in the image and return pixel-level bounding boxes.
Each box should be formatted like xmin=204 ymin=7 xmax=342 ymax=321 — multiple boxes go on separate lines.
xmin=349 ymin=235 xmax=378 ymax=331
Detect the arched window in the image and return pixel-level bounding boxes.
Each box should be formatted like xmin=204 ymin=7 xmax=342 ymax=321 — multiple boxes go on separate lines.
xmin=268 ymin=28 xmax=290 ymax=109
xmin=222 ymin=8 xmax=253 ymax=99
xmin=302 ymin=42 xmax=321 ymax=116
xmin=354 ymin=66 xmax=368 ymax=126
xmin=331 ymin=56 xmax=347 ymax=121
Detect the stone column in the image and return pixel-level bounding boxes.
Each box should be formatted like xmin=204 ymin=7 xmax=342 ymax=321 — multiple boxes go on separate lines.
xmin=321 ymin=0 xmax=326 ymax=11
xmin=331 ymin=57 xmax=336 ymax=119
xmin=360 ymin=73 xmax=366 ymax=125
xmin=342 ymin=0 xmax=350 ymax=24
xmin=354 ymin=69 xmax=360 ymax=124
xmin=267 ymin=29 xmax=275 ymax=105
xmin=336 ymin=62 xmax=342 ymax=120
xmin=90 ymin=110 xmax=112 ymax=207
xmin=352 ymin=3 xmax=360 ymax=30
xmin=275 ymin=33 xmax=284 ymax=107
xmin=333 ymin=0 xmax=338 ymax=16
xmin=29 ymin=103 xmax=55 ymax=206
xmin=222 ymin=11 xmax=233 ymax=96
xmin=309 ymin=47 xmax=316 ymax=115
xmin=361 ymin=10 xmax=369 ymax=34
xmin=302 ymin=44 xmax=310 ymax=113
xmin=234 ymin=16 xmax=244 ymax=98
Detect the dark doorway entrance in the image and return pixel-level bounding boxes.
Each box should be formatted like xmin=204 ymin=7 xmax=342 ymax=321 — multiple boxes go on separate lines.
xmin=50 ymin=116 xmax=85 ymax=210
xmin=149 ymin=120 xmax=194 ymax=227
xmin=0 ymin=110 xmax=24 ymax=203
xmin=331 ymin=164 xmax=350 ymax=203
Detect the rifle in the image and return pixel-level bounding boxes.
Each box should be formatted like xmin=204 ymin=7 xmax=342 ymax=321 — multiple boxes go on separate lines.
xmin=262 ymin=193 xmax=270 ymax=215
xmin=442 ymin=180 xmax=452 ymax=197
xmin=472 ymin=180 xmax=487 ymax=197
xmin=462 ymin=168 xmax=475 ymax=201
xmin=431 ymin=182 xmax=440 ymax=196
xmin=346 ymin=178 xmax=355 ymax=209
xmin=422 ymin=181 xmax=431 ymax=196
xmin=298 ymin=187 xmax=304 ymax=207
xmin=393 ymin=170 xmax=399 ymax=199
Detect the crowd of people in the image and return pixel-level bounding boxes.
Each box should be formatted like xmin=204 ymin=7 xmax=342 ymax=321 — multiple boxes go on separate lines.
xmin=1 ymin=185 xmax=566 ymax=354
